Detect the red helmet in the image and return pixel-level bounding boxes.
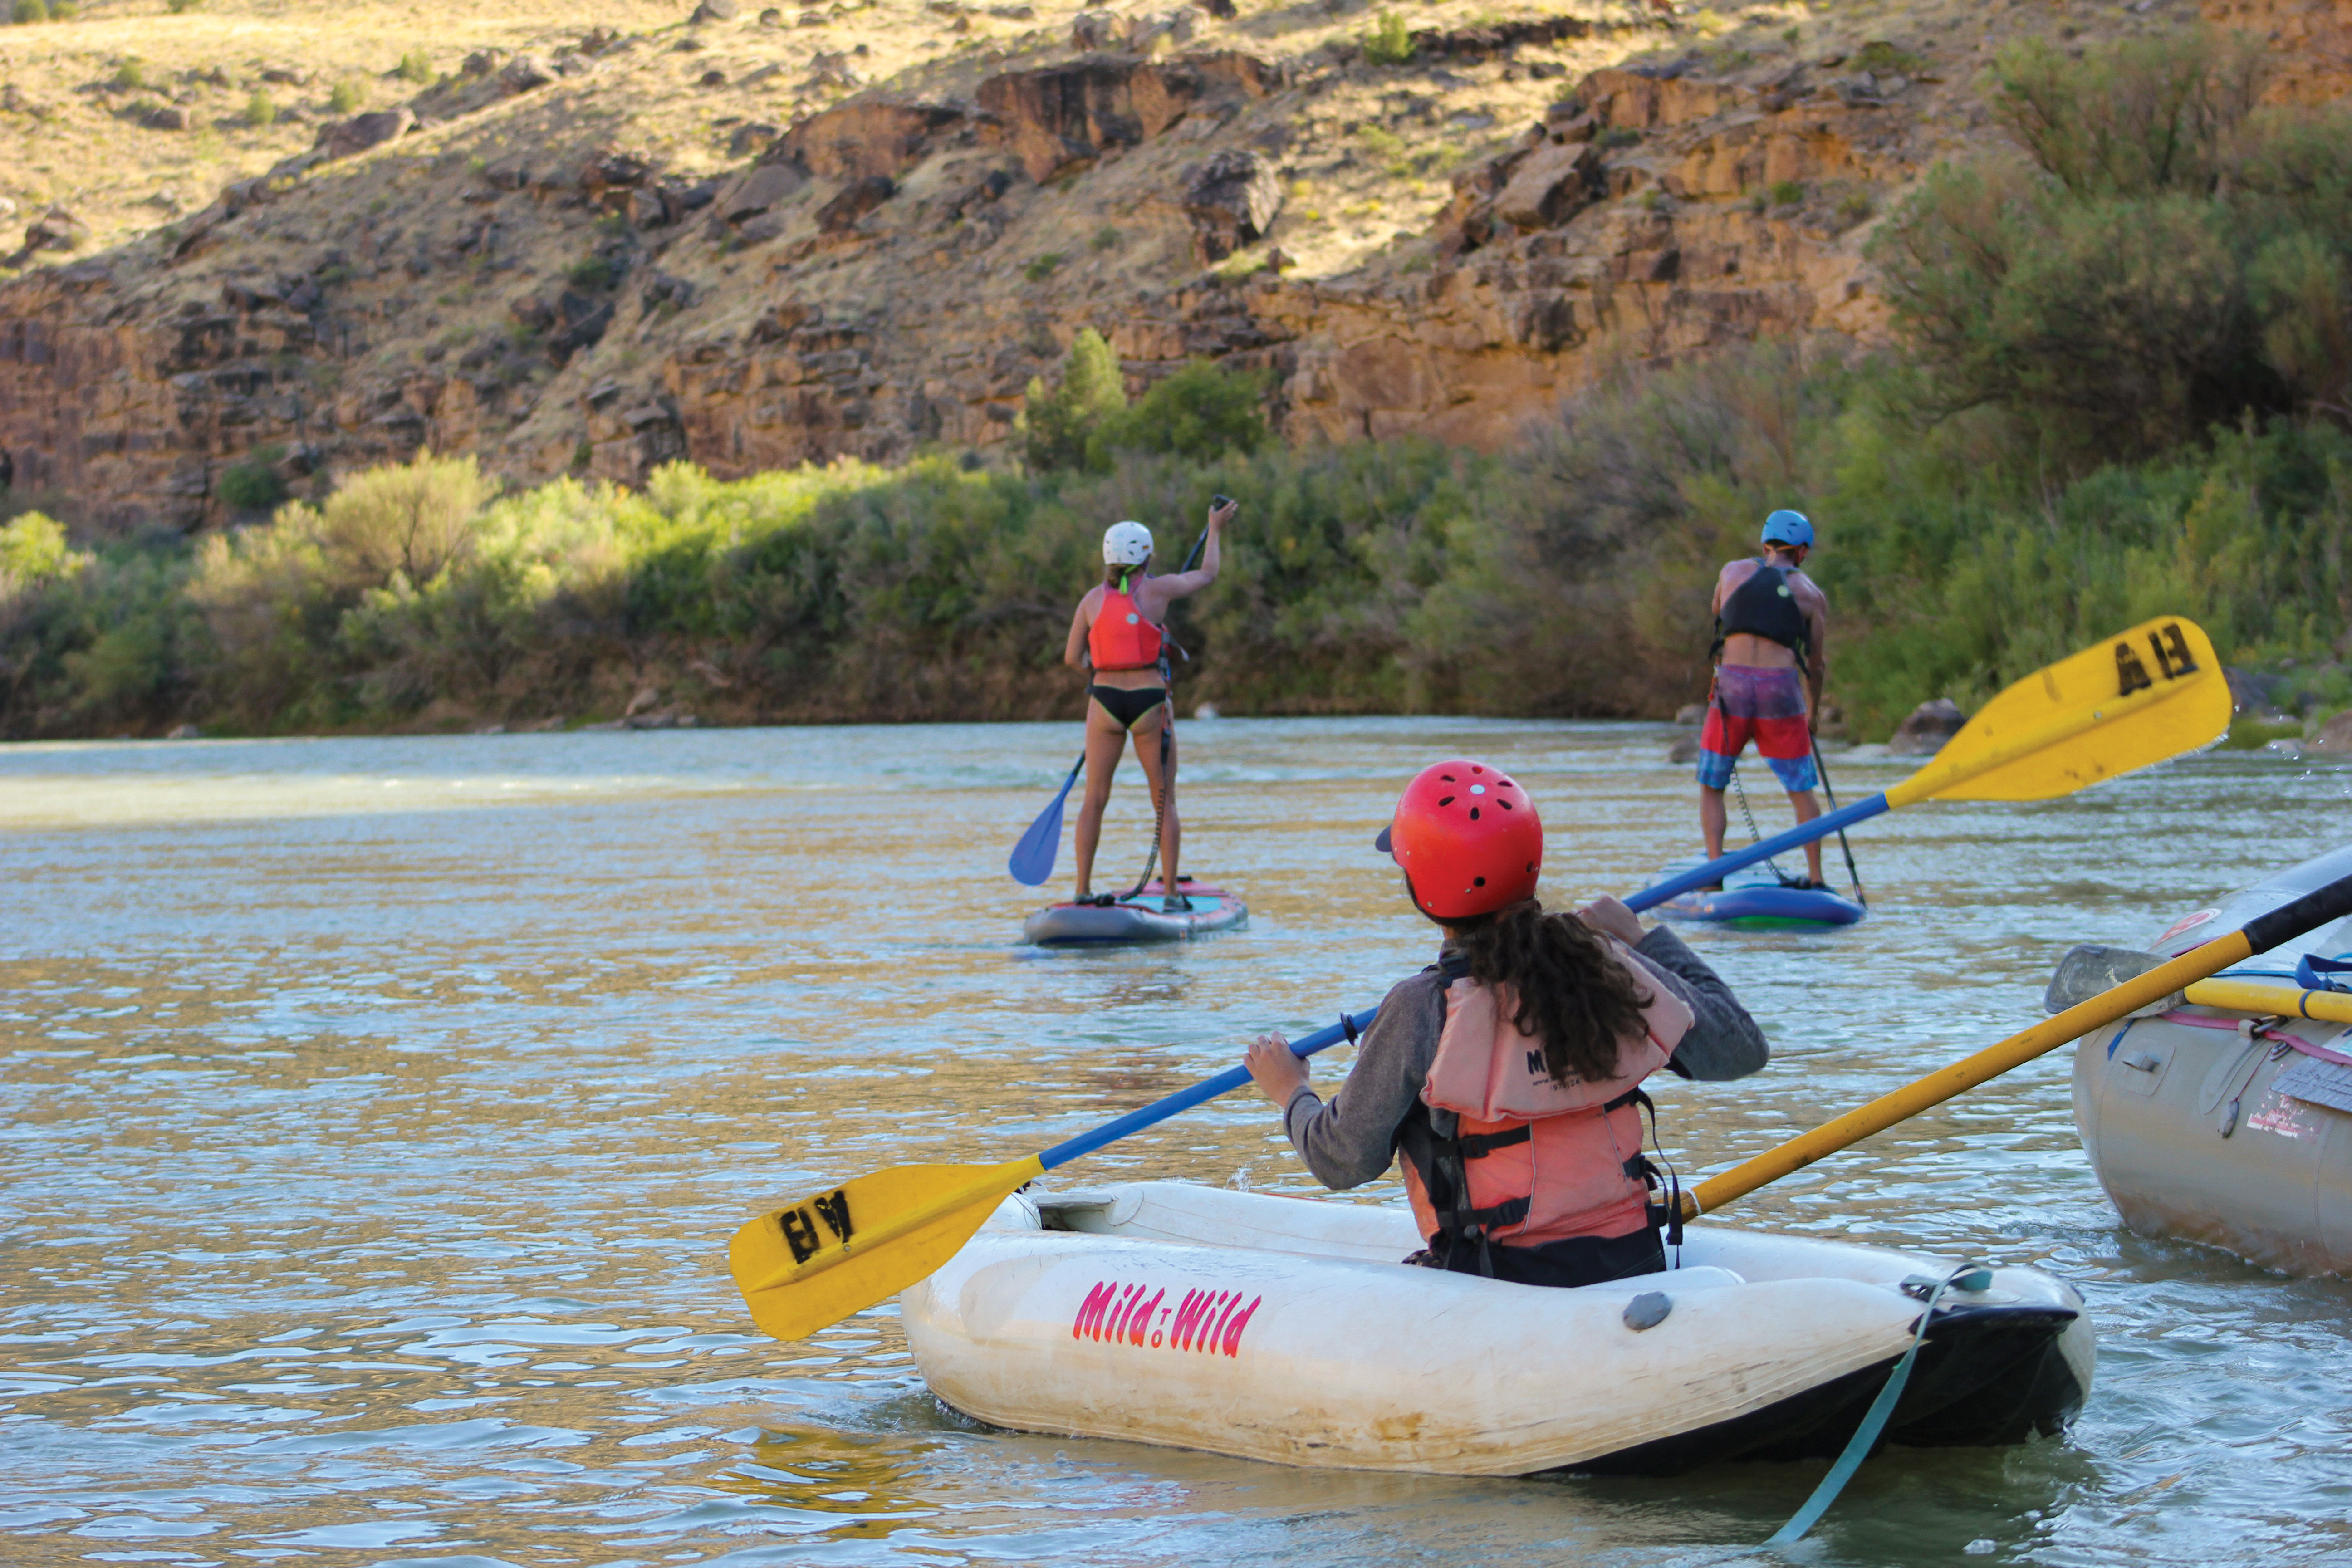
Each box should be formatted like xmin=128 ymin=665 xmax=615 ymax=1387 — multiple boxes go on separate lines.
xmin=1374 ymin=758 xmax=1541 ymax=920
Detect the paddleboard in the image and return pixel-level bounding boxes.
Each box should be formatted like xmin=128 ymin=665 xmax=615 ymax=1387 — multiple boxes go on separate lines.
xmin=1021 ymin=879 xmax=1248 ymax=946
xmin=1654 ymin=857 xmax=1865 ymax=930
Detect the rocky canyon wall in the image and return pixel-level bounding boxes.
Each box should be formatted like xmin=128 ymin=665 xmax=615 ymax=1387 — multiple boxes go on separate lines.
xmin=0 ymin=0 xmax=2272 ymax=531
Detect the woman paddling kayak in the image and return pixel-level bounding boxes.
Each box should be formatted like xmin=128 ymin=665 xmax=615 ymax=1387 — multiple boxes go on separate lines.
xmin=1061 ymin=500 xmax=1236 ymax=907
xmin=1243 ymin=758 xmax=1769 ymax=1287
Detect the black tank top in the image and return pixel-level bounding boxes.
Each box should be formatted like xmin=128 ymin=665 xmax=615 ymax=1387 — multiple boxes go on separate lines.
xmin=1716 ymin=561 xmax=1808 ymax=657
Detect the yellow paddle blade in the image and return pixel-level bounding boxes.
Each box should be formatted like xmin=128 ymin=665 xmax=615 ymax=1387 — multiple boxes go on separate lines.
xmin=1891 ymin=616 xmax=2230 ymax=805
xmin=728 ymin=1156 xmax=1042 ymax=1343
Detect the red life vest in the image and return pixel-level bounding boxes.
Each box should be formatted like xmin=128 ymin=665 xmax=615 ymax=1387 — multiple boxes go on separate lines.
xmin=1401 ymin=943 xmax=1694 ymax=1253
xmin=1088 ymin=582 xmax=1165 ymax=672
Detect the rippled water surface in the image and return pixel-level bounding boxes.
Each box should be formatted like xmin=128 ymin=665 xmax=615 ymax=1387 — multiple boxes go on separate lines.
xmin=5 ymin=720 xmax=2351 ymax=1568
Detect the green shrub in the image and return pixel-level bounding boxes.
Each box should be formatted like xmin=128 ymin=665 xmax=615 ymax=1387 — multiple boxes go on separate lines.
xmin=328 ymin=78 xmax=363 ymax=113
xmin=10 ymin=0 xmax=49 ymax=23
xmin=1868 ymin=28 xmax=2352 ymax=458
xmin=396 ymin=48 xmax=432 ymax=84
xmin=48 ymin=0 xmax=73 ymax=16
xmin=1768 ymin=179 xmax=1804 ymax=207
xmin=1853 ymin=40 xmax=1926 ymax=78
xmin=1021 ymin=328 xmax=1127 ymax=471
xmin=242 ymin=90 xmax=275 ymax=127
xmin=2222 ymin=715 xmax=2304 ymax=748
xmin=165 ymin=0 xmax=201 ymax=11
xmin=110 ymin=59 xmax=147 ymax=90
xmin=1596 ymin=126 xmax=1640 ymax=150
xmin=215 ymin=458 xmax=286 ymax=513
xmin=1362 ymin=9 xmax=1414 ymax=67
xmin=0 ymin=511 xmax=84 ymax=584
xmin=1095 ymin=361 xmax=1269 ymax=466
xmin=1089 ymin=225 xmax=1119 ymax=253
xmin=564 ymin=253 xmax=620 ymax=289
xmin=1023 ymin=251 xmax=1065 ymax=283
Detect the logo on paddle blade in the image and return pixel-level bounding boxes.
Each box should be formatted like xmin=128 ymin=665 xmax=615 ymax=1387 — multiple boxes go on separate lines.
xmin=1071 ymin=1278 xmax=1262 ymax=1356
xmin=777 ymin=1187 xmax=855 ymax=1264
xmin=2115 ymin=622 xmax=2199 ymax=696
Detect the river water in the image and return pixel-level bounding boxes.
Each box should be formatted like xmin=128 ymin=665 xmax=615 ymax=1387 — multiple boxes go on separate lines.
xmin=2 ymin=719 xmax=2348 ymax=1568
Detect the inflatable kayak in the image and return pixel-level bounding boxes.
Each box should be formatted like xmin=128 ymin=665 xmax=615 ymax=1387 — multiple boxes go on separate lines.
xmin=2066 ymin=840 xmax=2352 ymax=1276
xmin=1021 ymin=879 xmax=1247 ymax=946
xmin=1653 ymin=857 xmax=1866 ymax=929
xmin=901 ymin=1181 xmax=2092 ymax=1476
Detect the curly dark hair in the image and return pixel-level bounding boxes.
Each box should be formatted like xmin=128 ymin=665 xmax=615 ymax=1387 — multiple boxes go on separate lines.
xmin=1448 ymin=899 xmax=1656 ymax=1085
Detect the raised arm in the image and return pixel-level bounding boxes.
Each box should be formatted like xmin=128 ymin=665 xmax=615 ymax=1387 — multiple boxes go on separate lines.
xmin=1145 ymin=498 xmax=1237 ymax=605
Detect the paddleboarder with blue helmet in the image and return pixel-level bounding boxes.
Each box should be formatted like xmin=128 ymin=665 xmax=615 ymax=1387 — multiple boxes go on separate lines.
xmin=1698 ymin=509 xmax=1830 ymax=888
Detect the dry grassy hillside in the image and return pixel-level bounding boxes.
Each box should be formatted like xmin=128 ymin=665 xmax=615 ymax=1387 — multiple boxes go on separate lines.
xmin=0 ymin=0 xmax=2251 ymax=530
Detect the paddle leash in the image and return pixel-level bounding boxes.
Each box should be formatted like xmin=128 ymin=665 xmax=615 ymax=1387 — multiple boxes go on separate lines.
xmin=739 ymin=616 xmax=2230 ymax=1344
xmin=1726 ymin=762 xmax=1798 ymax=887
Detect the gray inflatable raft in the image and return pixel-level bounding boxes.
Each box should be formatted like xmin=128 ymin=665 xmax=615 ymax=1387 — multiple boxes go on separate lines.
xmin=1021 ymin=880 xmax=1247 ymax=946
xmin=2062 ymin=842 xmax=2352 ymax=1276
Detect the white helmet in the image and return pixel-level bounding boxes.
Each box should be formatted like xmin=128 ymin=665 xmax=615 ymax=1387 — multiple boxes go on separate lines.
xmin=1102 ymin=520 xmax=1153 ymax=566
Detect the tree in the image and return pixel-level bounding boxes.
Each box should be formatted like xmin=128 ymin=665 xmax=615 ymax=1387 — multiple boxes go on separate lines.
xmin=1021 ymin=329 xmax=1128 ymax=472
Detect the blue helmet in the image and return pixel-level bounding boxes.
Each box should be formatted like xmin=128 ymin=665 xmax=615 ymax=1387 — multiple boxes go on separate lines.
xmin=1762 ymin=509 xmax=1814 ymax=549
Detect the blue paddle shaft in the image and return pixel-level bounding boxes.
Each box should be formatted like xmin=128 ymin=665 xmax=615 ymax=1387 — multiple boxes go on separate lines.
xmin=1029 ymin=791 xmax=1882 ymax=1171
xmin=1624 ymin=793 xmax=1891 ymax=913
xmin=1039 ymin=1008 xmax=1380 ymax=1171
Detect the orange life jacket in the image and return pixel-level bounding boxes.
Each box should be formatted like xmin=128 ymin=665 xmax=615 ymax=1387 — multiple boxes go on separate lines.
xmin=1088 ymin=581 xmax=1165 ymax=672
xmin=1400 ymin=944 xmax=1694 ymax=1261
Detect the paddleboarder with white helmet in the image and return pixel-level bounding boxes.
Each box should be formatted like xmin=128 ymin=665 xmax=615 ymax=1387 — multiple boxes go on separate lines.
xmin=1061 ymin=497 xmax=1238 ymax=906
xmin=1697 ymin=509 xmax=1831 ymax=888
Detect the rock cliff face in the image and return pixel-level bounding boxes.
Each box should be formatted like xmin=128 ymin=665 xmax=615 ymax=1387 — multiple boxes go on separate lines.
xmin=0 ymin=0 xmax=2278 ymax=532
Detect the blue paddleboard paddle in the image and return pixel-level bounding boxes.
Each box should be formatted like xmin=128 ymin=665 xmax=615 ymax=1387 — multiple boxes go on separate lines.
xmin=1008 ymin=751 xmax=1086 ymax=886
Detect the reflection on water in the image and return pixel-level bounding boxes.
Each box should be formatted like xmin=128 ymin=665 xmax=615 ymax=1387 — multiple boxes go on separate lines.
xmin=3 ymin=721 xmax=2351 ymax=1567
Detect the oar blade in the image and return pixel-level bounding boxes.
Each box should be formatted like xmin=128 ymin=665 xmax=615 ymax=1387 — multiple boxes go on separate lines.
xmin=1009 ymin=755 xmax=1082 ymax=886
xmin=1008 ymin=796 xmax=1067 ymax=886
xmin=729 ymin=1161 xmax=1033 ymax=1342
xmin=1923 ymin=616 xmax=2230 ymax=802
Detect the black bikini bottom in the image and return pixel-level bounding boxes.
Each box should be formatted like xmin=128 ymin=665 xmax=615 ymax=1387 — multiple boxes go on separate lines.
xmin=1089 ymin=685 xmax=1167 ymax=730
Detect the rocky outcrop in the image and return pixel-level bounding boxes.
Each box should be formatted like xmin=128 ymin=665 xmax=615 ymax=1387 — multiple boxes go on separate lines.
xmin=0 ymin=37 xmax=1931 ymax=526
xmin=1887 ymin=697 xmax=1967 ymax=755
xmin=315 ymin=108 xmax=416 ymax=162
xmin=1182 ymin=150 xmax=1280 ymax=261
xmin=975 ymin=51 xmax=1276 ymax=181
xmin=19 ymin=0 xmax=2276 ymax=532
xmin=778 ymin=99 xmax=969 ymax=180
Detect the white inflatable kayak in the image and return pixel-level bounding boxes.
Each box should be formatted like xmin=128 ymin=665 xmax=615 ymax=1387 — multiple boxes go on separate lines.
xmin=2067 ymin=841 xmax=2352 ymax=1275
xmin=901 ymin=1181 xmax=2092 ymax=1476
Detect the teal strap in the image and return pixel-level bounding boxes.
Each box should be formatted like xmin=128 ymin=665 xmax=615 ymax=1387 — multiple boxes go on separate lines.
xmin=1763 ymin=1265 xmax=1981 ymax=1548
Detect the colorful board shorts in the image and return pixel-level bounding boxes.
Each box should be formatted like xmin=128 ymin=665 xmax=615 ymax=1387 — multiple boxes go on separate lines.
xmin=1697 ymin=666 xmax=1817 ymax=793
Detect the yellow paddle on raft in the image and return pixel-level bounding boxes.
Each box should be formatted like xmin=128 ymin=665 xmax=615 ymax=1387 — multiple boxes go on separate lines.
xmin=731 ymin=615 xmax=2232 ymax=1344
xmin=1676 ymin=867 xmax=2352 ymax=1220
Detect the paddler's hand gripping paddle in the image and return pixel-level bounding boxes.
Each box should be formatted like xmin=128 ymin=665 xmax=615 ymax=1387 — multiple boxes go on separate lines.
xmin=736 ymin=615 xmax=2231 ymax=1343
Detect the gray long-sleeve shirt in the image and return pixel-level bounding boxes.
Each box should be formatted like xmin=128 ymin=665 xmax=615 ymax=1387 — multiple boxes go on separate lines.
xmin=1280 ymin=925 xmax=1769 ymax=1191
